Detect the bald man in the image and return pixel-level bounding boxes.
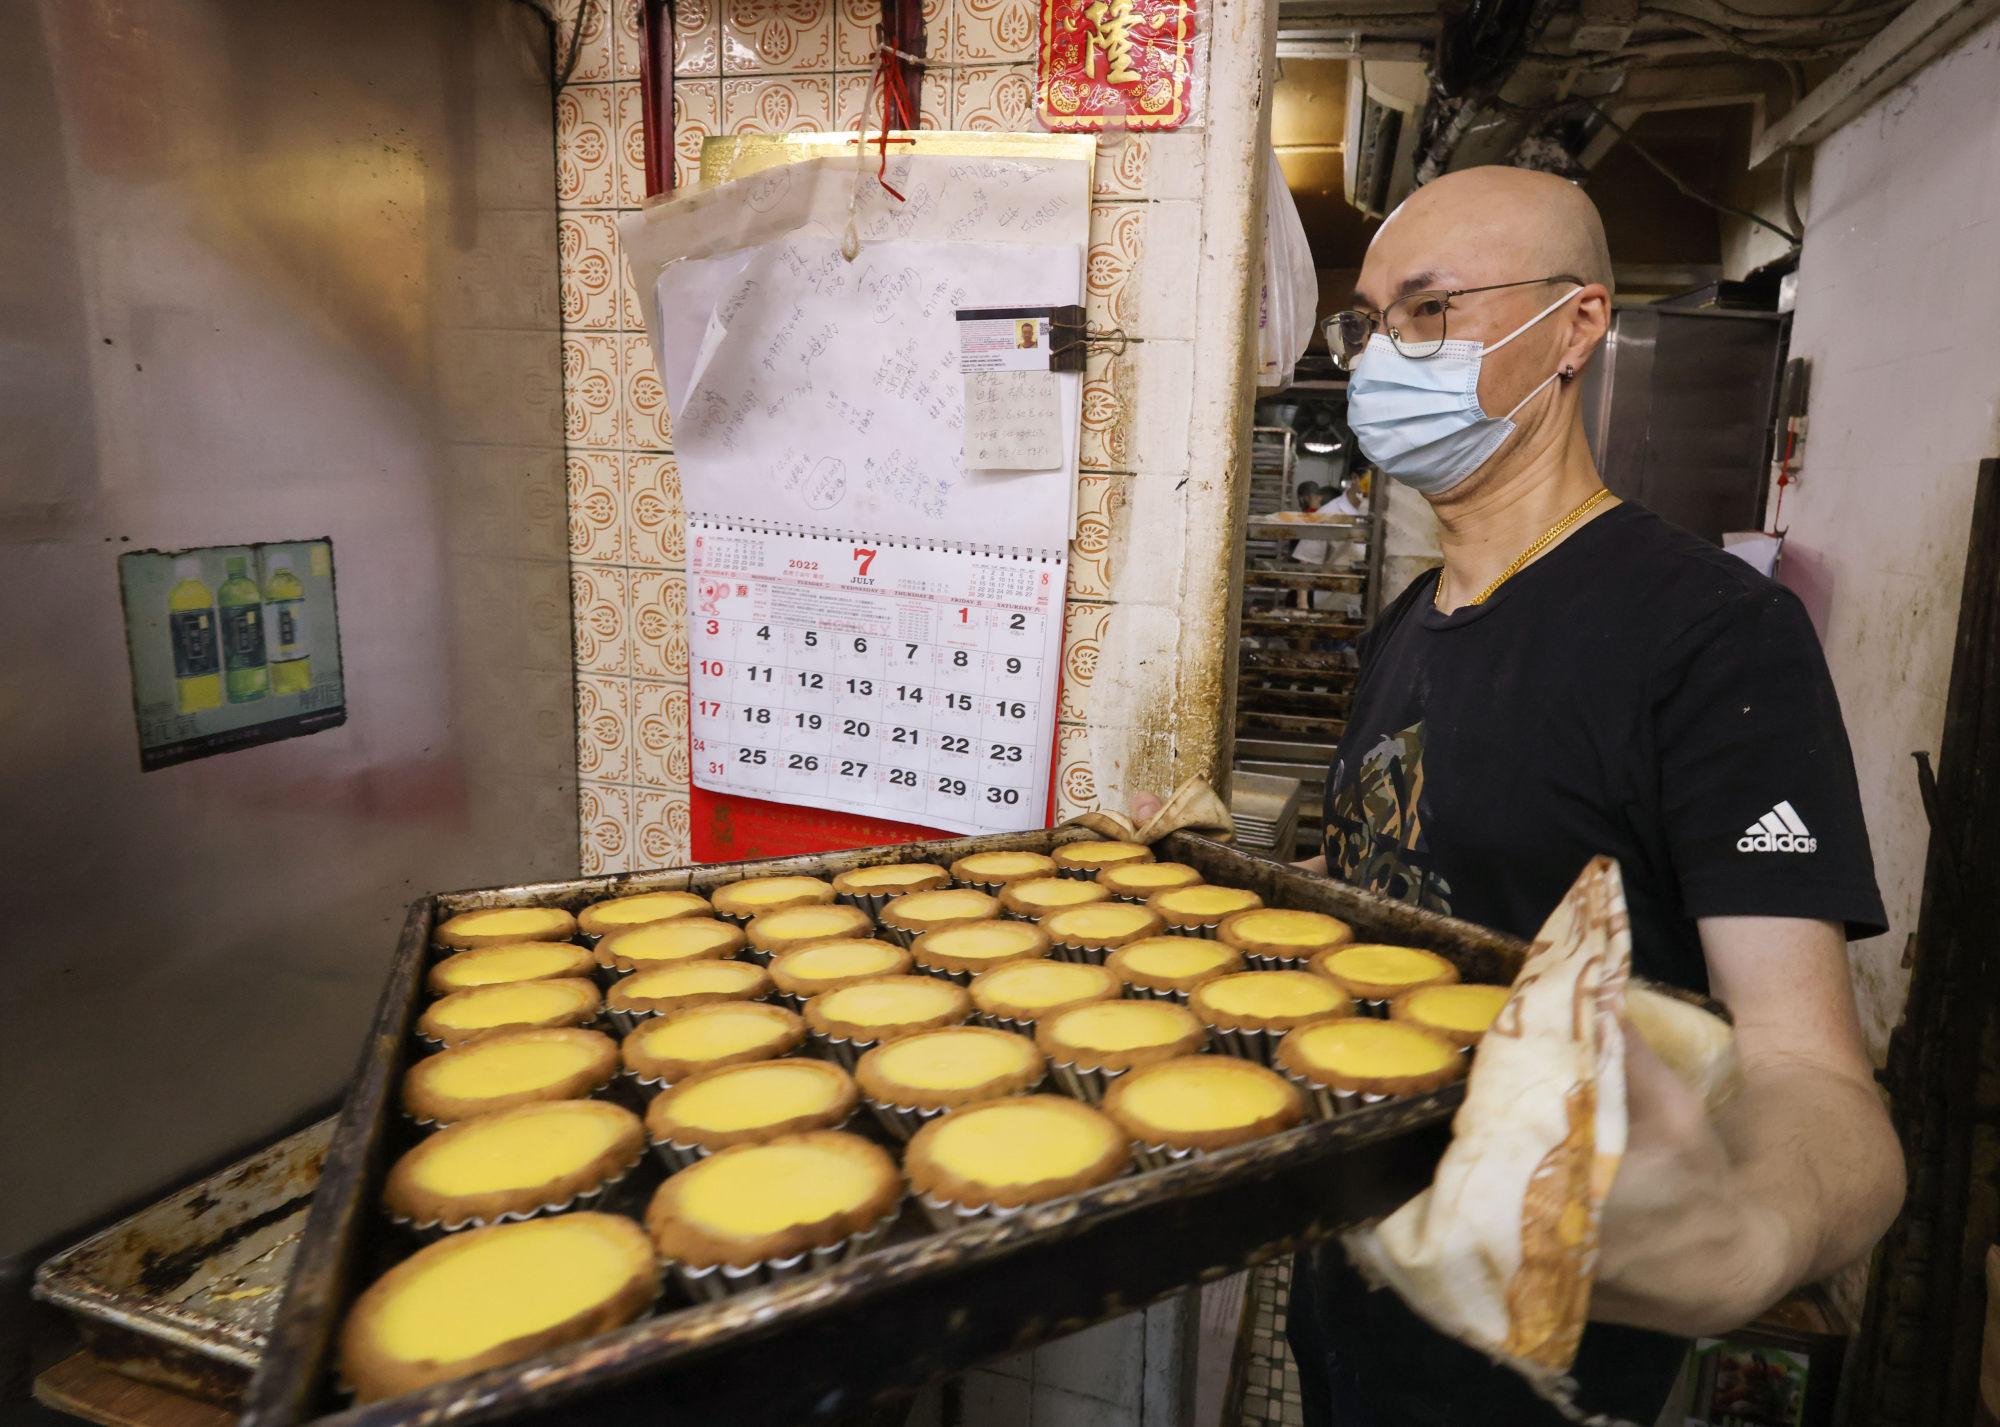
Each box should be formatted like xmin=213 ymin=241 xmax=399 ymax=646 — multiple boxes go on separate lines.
xmin=1282 ymin=168 xmax=1905 ymax=1424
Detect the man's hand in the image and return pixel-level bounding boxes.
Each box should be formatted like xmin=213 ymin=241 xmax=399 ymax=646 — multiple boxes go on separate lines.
xmin=1130 ymin=790 xmax=1165 ymax=825
xmin=1591 ymin=916 xmax=1904 ymax=1336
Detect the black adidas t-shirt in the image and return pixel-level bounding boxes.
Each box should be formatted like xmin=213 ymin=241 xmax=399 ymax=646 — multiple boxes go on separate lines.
xmin=1299 ymin=502 xmax=1884 ymax=1426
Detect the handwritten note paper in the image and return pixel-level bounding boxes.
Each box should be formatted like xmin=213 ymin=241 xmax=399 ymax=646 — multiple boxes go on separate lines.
xmin=964 ymin=370 xmax=1062 ymax=471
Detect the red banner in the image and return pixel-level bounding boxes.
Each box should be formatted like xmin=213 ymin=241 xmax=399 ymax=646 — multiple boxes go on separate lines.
xmin=1037 ymin=0 xmax=1197 ymax=132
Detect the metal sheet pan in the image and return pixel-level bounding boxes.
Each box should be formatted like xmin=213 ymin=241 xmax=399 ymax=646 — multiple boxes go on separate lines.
xmin=242 ymin=831 xmax=1534 ymax=1427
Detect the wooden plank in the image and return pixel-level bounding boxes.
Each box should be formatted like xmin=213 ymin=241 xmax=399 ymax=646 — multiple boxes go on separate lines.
xmin=35 ymin=1354 xmax=236 ymax=1427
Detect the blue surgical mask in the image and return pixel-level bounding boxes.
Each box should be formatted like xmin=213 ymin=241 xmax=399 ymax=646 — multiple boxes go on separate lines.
xmin=1347 ymin=286 xmax=1583 ymax=496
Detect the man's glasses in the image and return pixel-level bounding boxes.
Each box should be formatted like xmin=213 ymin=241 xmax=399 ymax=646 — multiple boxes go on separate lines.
xmin=1322 ymin=275 xmax=1584 ymax=371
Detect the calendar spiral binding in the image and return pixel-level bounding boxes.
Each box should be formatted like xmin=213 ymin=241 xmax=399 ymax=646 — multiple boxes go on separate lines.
xmin=687 ymin=514 xmax=1065 ymax=565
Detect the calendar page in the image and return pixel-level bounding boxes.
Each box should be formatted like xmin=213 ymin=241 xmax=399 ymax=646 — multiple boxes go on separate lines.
xmin=688 ymin=522 xmax=1066 ymax=836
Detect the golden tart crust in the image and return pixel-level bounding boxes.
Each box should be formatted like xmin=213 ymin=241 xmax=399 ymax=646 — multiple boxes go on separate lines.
xmin=856 ymin=1027 xmax=1045 ymax=1112
xmin=403 ymin=1028 xmax=620 ymax=1127
xmin=1103 ymin=1056 xmax=1306 ymax=1153
xmin=418 ymin=979 xmax=603 ymax=1047
xmin=645 ymin=1131 xmax=902 ymax=1269
xmin=1050 ymin=840 xmax=1156 ymax=872
xmin=905 ymin=1095 xmax=1128 ymax=1211
xmin=382 ymin=1099 xmax=645 ymax=1228
xmin=620 ymin=1001 xmax=805 ymax=1085
xmin=1190 ymin=971 xmax=1351 ymax=1035
xmin=831 ymin=863 xmax=951 ymax=897
xmin=746 ymin=903 xmax=876 ymax=957
xmin=430 ymin=942 xmax=599 ymax=995
xmin=1276 ymin=1018 xmax=1466 ymax=1096
xmin=575 ymin=890 xmax=711 ymax=938
xmin=607 ymin=960 xmax=771 ymax=1017
xmin=339 ymin=1213 xmax=656 ymax=1404
xmin=1035 ymin=1000 xmax=1208 ymax=1072
xmin=1042 ymin=902 xmax=1168 ymax=951
xmin=1391 ymin=982 xmax=1511 ymax=1048
xmin=1104 ymin=938 xmax=1245 ymax=995
xmin=708 ymin=875 xmax=836 ymax=920
xmin=879 ymin=888 xmax=1002 ymax=936
xmin=1148 ymin=885 xmax=1264 ymax=929
xmin=596 ymin=918 xmax=746 ymax=971
xmin=949 ymin=850 xmax=1060 ymax=887
xmin=912 ymin=920 xmax=1051 ymax=976
xmin=1218 ymin=909 xmax=1354 ymax=961
xmin=1096 ymin=862 xmax=1204 ymax=898
xmin=804 ymin=975 xmax=972 ymax=1044
xmin=999 ymin=877 xmax=1111 ymax=918
xmin=769 ymin=939 xmax=913 ymax=998
xmin=646 ymin=1058 xmax=859 ymax=1151
xmin=1312 ymin=944 xmax=1459 ymax=1002
xmin=433 ymin=906 xmax=578 ymax=951
xmin=969 ymin=960 xmax=1120 ymax=1024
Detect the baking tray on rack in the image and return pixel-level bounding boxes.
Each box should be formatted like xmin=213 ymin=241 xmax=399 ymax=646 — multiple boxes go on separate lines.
xmin=241 ymin=830 xmax=1531 ymax=1427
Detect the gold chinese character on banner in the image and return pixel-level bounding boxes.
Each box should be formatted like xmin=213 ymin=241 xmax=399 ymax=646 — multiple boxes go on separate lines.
xmin=1037 ymin=0 xmax=1195 ymax=131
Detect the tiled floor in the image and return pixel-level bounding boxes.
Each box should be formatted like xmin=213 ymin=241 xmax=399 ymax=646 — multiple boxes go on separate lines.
xmin=1237 ymin=1262 xmax=1305 ymax=1427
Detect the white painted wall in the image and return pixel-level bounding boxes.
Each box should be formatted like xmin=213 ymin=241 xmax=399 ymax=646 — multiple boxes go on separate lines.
xmin=1776 ymin=14 xmax=2000 ymax=1060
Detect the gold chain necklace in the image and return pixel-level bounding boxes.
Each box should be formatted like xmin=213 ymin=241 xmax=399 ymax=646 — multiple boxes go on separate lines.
xmin=1433 ymin=487 xmax=1614 ymax=611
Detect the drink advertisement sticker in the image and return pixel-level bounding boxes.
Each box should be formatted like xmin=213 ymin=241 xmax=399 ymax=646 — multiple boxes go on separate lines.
xmin=118 ymin=540 xmax=347 ymax=770
xmin=1036 ymin=0 xmax=1198 ymax=132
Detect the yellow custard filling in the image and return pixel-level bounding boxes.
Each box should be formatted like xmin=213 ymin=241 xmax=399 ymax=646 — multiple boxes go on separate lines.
xmin=1119 ymin=1063 xmax=1290 ymax=1133
xmin=635 ymin=1006 xmax=788 ymax=1062
xmin=675 ymin=1143 xmax=881 ymax=1235
xmin=671 ymin=1062 xmax=845 ymax=1133
xmin=1052 ymin=1001 xmax=1193 ymax=1052
xmin=430 ymin=982 xmax=589 ymax=1031
xmin=757 ymin=905 xmax=868 ymax=938
xmin=1291 ymin=1020 xmax=1455 ymax=1078
xmin=977 ymin=961 xmax=1110 ymax=1008
xmin=722 ymin=876 xmax=829 ymax=907
xmin=1228 ymin=910 xmax=1347 ymax=947
xmin=1010 ymin=879 xmax=1106 ymax=909
xmin=371 ymin=1218 xmax=636 ymax=1363
xmin=1156 ymin=886 xmax=1261 ymax=919
xmin=622 ymin=961 xmax=764 ymax=1000
xmin=1403 ymin=983 xmax=1510 ymax=1034
xmin=1047 ymin=903 xmax=1158 ymax=943
xmin=586 ymin=891 xmax=707 ymax=926
xmin=411 ymin=1105 xmax=628 ymax=1195
xmin=1202 ymin=973 xmax=1344 ymax=1018
xmin=1324 ymin=944 xmax=1452 ymax=987
xmin=957 ymin=851 xmax=1055 ymax=876
xmin=444 ymin=908 xmax=571 ymax=939
xmin=820 ymin=979 xmax=962 ymax=1027
xmin=605 ymin=921 xmax=739 ymax=963
xmin=784 ymin=940 xmax=905 ymax=979
xmin=924 ymin=922 xmax=1043 ymax=961
xmin=423 ymin=1040 xmax=601 ymax=1099
xmin=841 ymin=863 xmax=943 ymax=889
xmin=891 ymin=889 xmax=995 ymax=921
xmin=928 ymin=1102 xmax=1113 ymax=1184
xmin=438 ymin=944 xmax=583 ymax=987
xmin=1056 ymin=842 xmax=1151 ymax=867
xmin=1119 ymin=938 xmax=1232 ymax=979
xmin=872 ymin=1031 xmax=1036 ymax=1091
xmin=1104 ymin=863 xmax=1202 ymax=889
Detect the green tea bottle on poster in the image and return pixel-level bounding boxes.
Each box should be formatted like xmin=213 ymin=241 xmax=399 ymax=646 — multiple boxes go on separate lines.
xmin=168 ymin=556 xmax=222 ymax=713
xmin=219 ymin=555 xmax=268 ymax=703
xmin=262 ymin=552 xmax=311 ymax=695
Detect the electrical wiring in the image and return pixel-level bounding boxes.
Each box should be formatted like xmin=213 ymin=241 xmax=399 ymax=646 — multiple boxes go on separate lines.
xmin=1586 ymin=102 xmax=1804 ymax=244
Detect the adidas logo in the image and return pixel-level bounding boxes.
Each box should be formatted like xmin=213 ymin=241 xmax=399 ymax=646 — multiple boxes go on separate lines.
xmin=1737 ymin=800 xmax=1818 ymax=853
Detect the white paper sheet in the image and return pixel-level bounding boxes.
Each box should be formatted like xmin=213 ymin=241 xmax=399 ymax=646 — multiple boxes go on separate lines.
xmin=963 ymin=370 xmax=1063 ymax=471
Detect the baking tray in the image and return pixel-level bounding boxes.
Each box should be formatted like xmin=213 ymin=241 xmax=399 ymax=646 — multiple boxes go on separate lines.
xmin=35 ymin=1118 xmax=333 ymax=1406
xmin=241 ymin=830 xmax=1531 ymax=1427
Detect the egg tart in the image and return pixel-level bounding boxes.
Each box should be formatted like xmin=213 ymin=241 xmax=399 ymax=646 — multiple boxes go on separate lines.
xmin=998 ymin=876 xmax=1111 ymax=921
xmin=1147 ymin=885 xmax=1265 ymax=938
xmin=876 ymin=888 xmax=1001 ymax=948
xmin=910 ymin=920 xmax=1051 ymax=984
xmin=646 ymin=1131 xmax=902 ymax=1300
xmin=339 ymin=1214 xmax=655 ymax=1403
xmin=768 ymin=938 xmax=912 ymax=1008
xmin=1096 ymin=861 xmax=1204 ymax=901
xmin=831 ymin=862 xmax=951 ymax=914
xmin=904 ymin=1096 xmax=1128 ymax=1231
xmin=430 ymin=942 xmax=599 ymax=995
xmin=403 ymin=1028 xmax=620 ymax=1127
xmin=1217 ymin=908 xmax=1354 ymax=970
xmin=1034 ymin=999 xmax=1208 ymax=1102
xmin=745 ymin=903 xmax=876 ymax=964
xmin=382 ymin=1099 xmax=645 ymax=1233
xmin=1104 ymin=937 xmax=1245 ymax=1002
xmin=855 ymin=1026 xmax=1045 ymax=1138
xmin=1312 ymin=943 xmax=1458 ymax=1012
xmin=1103 ymin=1056 xmax=1306 ymax=1169
xmin=605 ymin=960 xmax=772 ymax=1032
xmin=1391 ymin=982 xmax=1511 ymax=1049
xmin=1190 ymin=972 xmax=1350 ymax=1066
xmin=576 ymin=890 xmax=711 ymax=939
xmin=433 ymin=906 xmax=578 ymax=952
xmin=803 ymin=975 xmax=972 ymax=1066
xmin=1276 ymin=1017 xmax=1465 ymax=1116
xmin=596 ymin=918 xmax=746 ymax=973
xmin=620 ymin=1001 xmax=805 ymax=1088
xmin=417 ymin=979 xmax=603 ymax=1048
xmin=1040 ymin=902 xmax=1168 ymax=965
xmin=708 ymin=875 xmax=835 ymax=926
xmin=950 ymin=849 xmax=1060 ymax=892
xmin=645 ymin=1058 xmax=859 ymax=1170
xmin=969 ymin=959 xmax=1121 ymax=1032
xmin=1049 ymin=840 xmax=1155 ymax=879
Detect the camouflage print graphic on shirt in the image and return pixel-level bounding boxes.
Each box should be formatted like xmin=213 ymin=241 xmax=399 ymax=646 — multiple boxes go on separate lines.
xmin=1324 ymin=720 xmax=1454 ymax=915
